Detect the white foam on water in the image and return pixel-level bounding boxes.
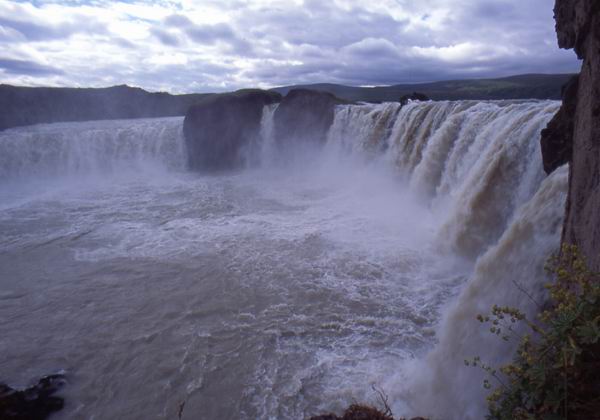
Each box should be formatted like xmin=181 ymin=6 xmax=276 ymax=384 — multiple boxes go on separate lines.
xmin=0 ymin=100 xmax=565 ymax=420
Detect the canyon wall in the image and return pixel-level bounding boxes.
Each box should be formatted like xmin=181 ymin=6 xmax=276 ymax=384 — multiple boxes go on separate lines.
xmin=544 ymin=0 xmax=600 ymax=270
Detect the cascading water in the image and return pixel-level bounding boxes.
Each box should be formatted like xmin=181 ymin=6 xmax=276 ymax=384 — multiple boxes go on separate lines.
xmin=0 ymin=99 xmax=565 ymax=420
xmin=325 ymin=99 xmax=565 ymax=419
xmin=406 ymin=165 xmax=568 ymax=420
xmin=258 ymin=103 xmax=279 ymax=165
xmin=0 ymin=117 xmax=186 ymax=181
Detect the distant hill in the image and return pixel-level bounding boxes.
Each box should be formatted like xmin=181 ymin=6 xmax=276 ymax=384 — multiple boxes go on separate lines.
xmin=0 ymin=84 xmax=210 ymax=131
xmin=0 ymin=74 xmax=574 ymax=131
xmin=272 ymin=74 xmax=575 ymax=103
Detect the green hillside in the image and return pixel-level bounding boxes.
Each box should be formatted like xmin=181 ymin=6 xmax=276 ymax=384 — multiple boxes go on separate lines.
xmin=272 ymin=73 xmax=574 ymax=102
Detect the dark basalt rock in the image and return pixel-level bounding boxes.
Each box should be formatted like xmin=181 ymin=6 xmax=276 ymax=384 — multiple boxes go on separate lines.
xmin=309 ymin=404 xmax=427 ymax=420
xmin=0 ymin=374 xmax=66 ymax=420
xmin=553 ymin=0 xmax=600 ymax=59
xmin=273 ymin=89 xmax=345 ymax=146
xmin=540 ymin=74 xmax=578 ymax=174
xmin=399 ymin=92 xmax=430 ymax=106
xmin=310 ymin=404 xmax=393 ymax=420
xmin=552 ymin=0 xmax=600 ymax=271
xmin=183 ymin=89 xmax=281 ymax=170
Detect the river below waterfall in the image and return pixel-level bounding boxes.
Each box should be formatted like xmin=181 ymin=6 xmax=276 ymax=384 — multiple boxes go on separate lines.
xmin=0 ymin=101 xmax=568 ymax=420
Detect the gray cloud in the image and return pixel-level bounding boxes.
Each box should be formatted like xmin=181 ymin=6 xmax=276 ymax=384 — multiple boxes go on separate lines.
xmin=0 ymin=0 xmax=581 ymax=93
xmin=230 ymin=0 xmax=579 ymax=87
xmin=342 ymin=38 xmax=400 ymax=59
xmin=239 ymin=2 xmax=407 ymax=51
xmin=0 ymin=15 xmax=106 ymax=41
xmin=150 ymin=27 xmax=181 ymax=47
xmin=160 ymin=14 xmax=253 ymax=55
xmin=114 ymin=37 xmax=136 ymax=49
xmin=0 ymin=17 xmax=69 ymax=40
xmin=0 ymin=58 xmax=64 ymax=75
xmin=164 ymin=14 xmax=193 ymax=28
xmin=186 ymin=23 xmax=236 ymax=44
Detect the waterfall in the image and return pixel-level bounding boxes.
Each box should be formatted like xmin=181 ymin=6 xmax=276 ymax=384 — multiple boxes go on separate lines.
xmin=0 ymin=117 xmax=185 ymax=181
xmin=325 ymin=102 xmax=401 ymax=158
xmin=325 ymin=99 xmax=565 ymax=419
xmin=327 ymin=100 xmax=561 ymax=257
xmin=406 ymin=165 xmax=568 ymax=419
xmin=0 ymin=100 xmax=565 ymax=419
xmin=258 ymin=103 xmax=278 ymax=165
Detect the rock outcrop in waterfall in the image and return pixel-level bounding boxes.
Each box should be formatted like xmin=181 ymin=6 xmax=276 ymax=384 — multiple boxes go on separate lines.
xmin=183 ymin=89 xmax=346 ymax=170
xmin=543 ymin=0 xmax=600 ymax=270
xmin=183 ymin=90 xmax=281 ymax=170
xmin=273 ymin=89 xmax=345 ymax=146
xmin=399 ymin=92 xmax=430 ymax=106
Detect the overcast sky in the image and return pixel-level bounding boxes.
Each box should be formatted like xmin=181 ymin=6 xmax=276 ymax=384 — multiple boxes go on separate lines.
xmin=0 ymin=0 xmax=581 ymax=93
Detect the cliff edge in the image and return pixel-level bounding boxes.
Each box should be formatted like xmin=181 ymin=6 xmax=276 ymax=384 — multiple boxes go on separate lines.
xmin=543 ymin=0 xmax=600 ymax=270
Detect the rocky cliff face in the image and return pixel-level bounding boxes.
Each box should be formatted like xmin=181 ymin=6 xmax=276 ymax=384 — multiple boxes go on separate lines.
xmin=546 ymin=0 xmax=600 ymax=270
xmin=273 ymin=89 xmax=344 ymax=146
xmin=183 ymin=90 xmax=281 ymax=171
xmin=540 ymin=75 xmax=578 ymax=174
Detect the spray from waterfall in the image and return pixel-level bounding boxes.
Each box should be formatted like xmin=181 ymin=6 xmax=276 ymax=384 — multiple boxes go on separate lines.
xmin=0 ymin=117 xmax=185 ymax=181
xmin=258 ymin=103 xmax=278 ymax=165
xmin=326 ymin=100 xmax=561 ymax=255
xmin=404 ymin=165 xmax=568 ymax=420
xmin=324 ymin=99 xmax=564 ymax=419
xmin=0 ymin=99 xmax=565 ymax=419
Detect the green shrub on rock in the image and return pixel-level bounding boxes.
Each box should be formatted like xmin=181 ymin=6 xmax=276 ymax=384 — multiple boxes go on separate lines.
xmin=466 ymin=244 xmax=600 ymax=419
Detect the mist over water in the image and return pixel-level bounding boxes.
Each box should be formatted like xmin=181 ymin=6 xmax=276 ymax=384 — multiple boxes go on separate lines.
xmin=0 ymin=100 xmax=566 ymax=419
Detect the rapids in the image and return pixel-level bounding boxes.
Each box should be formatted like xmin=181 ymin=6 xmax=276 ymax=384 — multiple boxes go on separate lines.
xmin=0 ymin=100 xmax=566 ymax=420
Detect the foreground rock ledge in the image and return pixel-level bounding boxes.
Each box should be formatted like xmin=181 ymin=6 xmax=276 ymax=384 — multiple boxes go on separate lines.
xmin=309 ymin=403 xmax=428 ymax=420
xmin=0 ymin=374 xmax=66 ymax=420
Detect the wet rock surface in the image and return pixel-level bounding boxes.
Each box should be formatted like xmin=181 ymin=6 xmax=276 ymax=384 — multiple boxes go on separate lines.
xmin=0 ymin=374 xmax=66 ymax=420
xmin=273 ymin=89 xmax=345 ymax=146
xmin=183 ymin=89 xmax=281 ymax=170
xmin=540 ymin=75 xmax=578 ymax=174
xmin=309 ymin=404 xmax=427 ymax=420
xmin=551 ymin=0 xmax=600 ymax=270
xmin=399 ymin=92 xmax=430 ymax=106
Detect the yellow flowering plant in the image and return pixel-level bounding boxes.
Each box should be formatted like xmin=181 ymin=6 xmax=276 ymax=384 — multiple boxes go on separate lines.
xmin=465 ymin=245 xmax=600 ymax=419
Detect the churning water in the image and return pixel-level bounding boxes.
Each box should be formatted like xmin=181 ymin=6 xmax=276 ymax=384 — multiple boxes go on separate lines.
xmin=0 ymin=101 xmax=567 ymax=420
